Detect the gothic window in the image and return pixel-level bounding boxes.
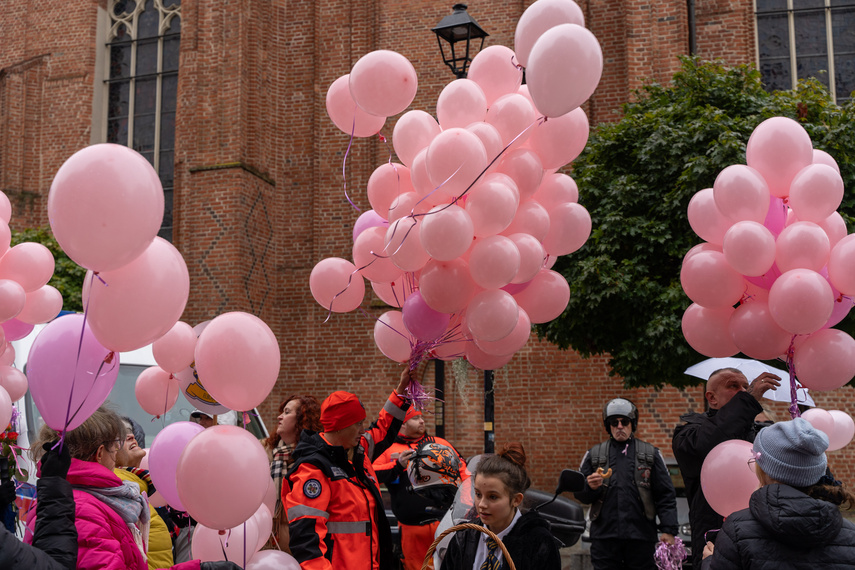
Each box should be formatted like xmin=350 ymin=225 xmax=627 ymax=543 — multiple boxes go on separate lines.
xmin=106 ymin=0 xmax=180 ymax=241
xmin=756 ymin=0 xmax=855 ymax=103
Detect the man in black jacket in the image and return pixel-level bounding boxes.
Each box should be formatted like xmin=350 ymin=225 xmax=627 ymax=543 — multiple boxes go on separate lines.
xmin=576 ymin=398 xmax=679 ymax=569
xmin=672 ymin=367 xmax=780 ymax=569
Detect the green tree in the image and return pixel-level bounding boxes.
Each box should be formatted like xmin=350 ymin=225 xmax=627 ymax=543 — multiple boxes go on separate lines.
xmin=539 ymin=57 xmax=855 ymax=389
xmin=10 ymin=227 xmax=86 ymax=312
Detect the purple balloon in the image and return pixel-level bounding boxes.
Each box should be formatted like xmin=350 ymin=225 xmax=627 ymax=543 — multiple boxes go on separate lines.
xmin=148 ymin=421 xmax=205 ymax=511
xmin=402 ymin=291 xmax=450 ymax=341
xmin=763 ymin=195 xmax=787 ymax=237
xmin=2 ymin=318 xmax=34 ymax=342
xmin=352 ymin=209 xmax=388 ymax=242
xmin=26 ymin=314 xmax=119 ymax=431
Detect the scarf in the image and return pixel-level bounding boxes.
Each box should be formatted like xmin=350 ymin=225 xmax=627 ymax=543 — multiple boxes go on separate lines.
xmin=76 ymin=481 xmax=151 ymax=556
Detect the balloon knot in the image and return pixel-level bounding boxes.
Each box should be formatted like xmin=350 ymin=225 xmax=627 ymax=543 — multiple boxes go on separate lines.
xmin=104 ymin=351 xmax=115 ymax=364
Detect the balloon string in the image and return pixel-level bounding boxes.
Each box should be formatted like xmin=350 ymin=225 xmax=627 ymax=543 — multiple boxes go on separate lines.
xmin=786 ymin=336 xmax=801 ymax=419
xmin=63 ymin=353 xmax=117 ymax=429
xmin=218 ymin=529 xmax=230 ymax=562
xmin=341 ymin=107 xmax=360 ymax=212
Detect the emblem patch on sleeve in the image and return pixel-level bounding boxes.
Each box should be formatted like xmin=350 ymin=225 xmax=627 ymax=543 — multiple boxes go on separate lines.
xmin=304 ymin=478 xmax=322 ymax=499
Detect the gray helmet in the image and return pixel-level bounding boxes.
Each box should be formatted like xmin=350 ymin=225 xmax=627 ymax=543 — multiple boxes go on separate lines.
xmin=602 ymin=398 xmax=638 ymax=434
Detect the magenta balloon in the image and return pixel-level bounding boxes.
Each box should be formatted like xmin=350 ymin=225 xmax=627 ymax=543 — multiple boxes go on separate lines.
xmin=764 ymin=196 xmax=788 ymax=237
xmin=402 ymin=291 xmax=451 ymax=341
xmin=827 ymin=410 xmax=855 ymax=451
xmin=485 ymin=94 xmax=536 ymax=149
xmin=48 ymin=143 xmax=164 ymax=272
xmin=149 ymin=421 xmax=206 ymax=511
xmin=465 ymin=341 xmax=515 ymax=371
xmin=513 ymin=269 xmax=570 ymax=324
xmin=419 ymin=258 xmax=477 ymax=314
xmin=367 ymin=163 xmax=413 ymax=216
xmin=828 ymin=234 xmax=855 ymax=295
xmin=526 ymin=107 xmax=589 ymax=170
xmin=353 ymin=226 xmax=402 ymax=284
xmin=0 ymin=279 xmax=26 ymax=322
xmin=466 ymin=122 xmax=504 ymax=164
xmin=0 ymin=243 xmax=55 ymax=293
xmin=247 ymin=549 xmax=302 ymax=570
xmin=325 ymin=75 xmax=386 ymax=137
xmin=26 ymin=314 xmax=119 ymax=431
xmin=788 ymin=164 xmax=844 ymax=223
xmin=498 ymin=149 xmax=543 ymax=201
xmin=728 ymin=300 xmax=793 ymax=360
xmin=514 ymin=0 xmax=585 ymax=68
xmin=474 ymin=307 xmax=532 ymax=356
xmin=542 ymin=202 xmax=592 ymax=257
xmin=2 ymin=318 xmax=33 ymax=342
xmin=503 ymin=200 xmax=550 ymax=242
xmin=419 ymin=205 xmax=474 ymax=261
xmin=680 ymin=250 xmax=745 ymax=309
xmin=153 ymin=321 xmax=197 ymax=374
xmin=371 ymin=278 xmax=410 ymax=309
xmin=722 ymin=221 xmax=776 ymax=277
xmin=712 ymin=165 xmax=770 ymax=223
xmin=425 ymin=128 xmax=488 ymax=199
xmin=469 ymin=236 xmax=521 ymax=290
xmin=374 ymin=310 xmax=412 ymax=363
xmin=466 ymin=174 xmax=520 ymax=238
xmin=353 ymin=210 xmax=389 ymax=242
xmin=17 ymin=285 xmax=63 ymax=325
xmin=526 ymin=24 xmax=602 ymax=117
xmin=467 ymin=45 xmax=523 ymax=107
xmin=195 ymin=312 xmax=281 ymax=412
xmin=466 ymin=290 xmax=519 ymax=342
xmin=385 ymin=218 xmax=431 ymax=272
xmin=135 ymin=366 xmax=180 ymax=417
xmin=775 ymin=221 xmax=830 ymax=273
xmin=393 ymin=110 xmax=440 ymax=167
xmin=701 ymin=440 xmax=758 ymax=517
xmin=687 ymin=188 xmax=732 ymax=245
xmin=177 ymin=425 xmax=271 ymax=530
xmin=349 ymin=50 xmax=417 ymax=117
xmin=746 ymin=117 xmax=813 ymax=198
xmin=793 ymin=328 xmax=855 ymax=391
xmin=0 ymin=387 xmax=11 ymax=434
xmin=437 ymin=79 xmax=488 ymax=130
xmin=192 ymin=520 xmax=261 ymax=564
xmin=0 ymin=366 xmax=27 ymax=402
xmin=309 ymin=257 xmax=366 ymax=312
xmin=768 ymin=269 xmax=834 ymax=334
xmin=681 ymin=303 xmax=738 ymax=357
xmin=534 ymin=173 xmax=579 ymax=210
xmin=800 ymin=408 xmax=835 ymax=440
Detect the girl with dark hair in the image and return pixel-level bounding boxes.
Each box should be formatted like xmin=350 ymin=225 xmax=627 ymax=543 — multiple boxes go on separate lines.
xmin=442 ymin=443 xmax=561 ymax=570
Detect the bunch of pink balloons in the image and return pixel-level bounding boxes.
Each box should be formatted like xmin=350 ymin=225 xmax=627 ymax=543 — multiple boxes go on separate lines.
xmin=312 ymin=0 xmax=602 ymax=370
xmin=800 ymin=407 xmax=855 ymax=451
xmin=681 ymin=117 xmax=855 ymax=392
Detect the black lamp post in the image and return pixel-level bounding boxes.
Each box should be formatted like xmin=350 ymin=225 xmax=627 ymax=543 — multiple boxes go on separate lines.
xmin=432 ymin=4 xmax=489 ymax=79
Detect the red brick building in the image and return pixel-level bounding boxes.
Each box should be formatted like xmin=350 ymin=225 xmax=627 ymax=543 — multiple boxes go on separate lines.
xmin=2 ymin=0 xmax=854 ymax=491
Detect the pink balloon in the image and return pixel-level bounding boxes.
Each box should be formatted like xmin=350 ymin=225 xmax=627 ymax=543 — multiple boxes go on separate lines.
xmin=465 ymin=341 xmax=515 ymax=370
xmin=148 ymin=421 xmax=206 ymax=511
xmin=367 ymin=163 xmax=413 ymax=216
xmin=261 ymin=477 xmax=277 ymax=517
xmin=252 ymin=504 xmax=274 ymax=553
xmin=828 ymin=234 xmax=855 ymax=295
xmin=514 ymin=0 xmax=585 ymax=68
xmin=680 ymin=250 xmax=745 ymax=308
xmin=466 ymin=174 xmax=520 ymax=238
xmin=309 ymin=257 xmax=366 ymax=312
xmin=526 ymin=24 xmax=602 ymax=117
xmin=426 ymin=128 xmax=488 ymax=199
xmin=534 ymin=173 xmax=579 ymax=210
xmin=85 ymin=237 xmax=189 ymax=353
xmin=812 ymin=149 xmax=840 ymax=173
xmin=745 ymin=263 xmax=782 ymax=291
xmin=818 ymin=211 xmax=847 ymax=249
xmin=0 ymin=343 xmax=14 ymax=367
xmin=152 ymin=321 xmax=197 ymax=374
xmin=325 ymin=75 xmax=385 ymax=137
xmin=135 ymin=366 xmax=180 ymax=417
xmin=0 ymin=243 xmax=55 ymax=293
xmin=466 ymin=122 xmax=504 ymax=164
xmin=713 ymin=165 xmax=770 ymax=223
xmin=0 ymin=279 xmax=26 ymax=322
xmin=822 ymin=294 xmax=854 ymax=330
xmin=485 ymin=94 xmax=536 ymax=149
xmin=374 ymin=311 xmax=413 ymax=362
xmin=800 ymin=408 xmax=835 ymax=440
xmin=474 ymin=307 xmax=531 ymax=356
xmin=385 ymin=218 xmax=431 ymax=272
xmin=684 ymin=243 xmax=722 ymax=264
xmin=194 ymin=312 xmax=281 ymax=412
xmin=503 ymin=200 xmax=550 ymax=242
xmin=497 ymin=149 xmax=543 ymax=201
xmin=393 ymin=111 xmax=441 ymax=167
xmin=0 ymin=366 xmax=27 ymax=402
xmin=768 ymin=269 xmax=834 ymax=334
xmin=353 ymin=210 xmax=389 ymax=241
xmin=353 ymin=226 xmax=401 ymax=283
xmin=432 ymin=329 xmax=470 ymax=361
xmin=687 ymin=188 xmax=732 ymax=245
xmin=746 ymin=117 xmax=813 ymax=198
xmin=788 ymin=164 xmax=844 ymax=223
xmin=402 ymin=291 xmax=451 ymax=341
xmin=513 ymin=269 xmax=570 ymax=324
xmin=419 ymin=258 xmax=476 ymax=314
xmin=371 ymin=278 xmax=410 ymax=309
xmin=526 ymin=107 xmax=588 ymax=170
xmin=177 ymin=425 xmax=270 ymax=530
xmin=247 ymin=549 xmax=302 ymax=570
xmin=349 ymin=50 xmax=417 ymax=117
xmin=26 ymin=314 xmax=119 ymax=431
xmin=469 ymin=236 xmax=521 ymax=290
xmin=827 ymin=410 xmax=855 ymax=451
xmin=437 ymin=79 xmax=487 ymax=129
xmin=763 ymin=196 xmax=788 ymax=237
xmin=729 ymin=300 xmax=793 ymax=360
xmin=48 ymin=143 xmax=164 ymax=272
xmin=0 ymin=387 xmax=11 ymax=435
xmin=681 ymin=303 xmax=738 ymax=357
xmin=2 ymin=319 xmax=33 ymax=342
xmin=466 ymin=290 xmax=519 ymax=342
xmin=507 ymin=233 xmax=544 ymax=284
xmin=193 ymin=519 xmax=260 ymax=565
xmin=722 ymin=221 xmax=776 ymax=277
xmin=419 ymin=205 xmax=474 ymax=261
xmin=542 ymin=202 xmax=592 ymax=257
xmin=793 ymin=328 xmax=855 ymax=391
xmin=775 ymin=221 xmax=830 ymax=273
xmin=467 ymin=46 xmax=523 ymax=106
xmin=16 ymin=285 xmax=62 ymax=325
xmin=0 ymin=221 xmax=10 ymax=260
xmin=701 ymin=440 xmax=758 ymax=517
xmin=410 ymin=149 xmax=435 ymax=196
xmin=0 ymin=193 xmax=10 ymax=225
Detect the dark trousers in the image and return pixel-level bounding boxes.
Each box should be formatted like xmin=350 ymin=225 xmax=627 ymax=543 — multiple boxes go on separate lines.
xmin=590 ymin=538 xmax=657 ymax=570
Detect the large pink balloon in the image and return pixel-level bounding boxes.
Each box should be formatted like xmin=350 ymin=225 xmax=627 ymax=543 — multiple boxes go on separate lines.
xmin=827 ymin=410 xmax=855 ymax=451
xmin=746 ymin=117 xmax=813 ymax=198
xmin=367 ymin=163 xmax=413 ymax=216
xmin=353 ymin=210 xmax=389 ymax=241
xmin=402 ymin=291 xmax=450 ymax=342
xmin=135 ymin=366 xmax=180 ymax=417
xmin=48 ymin=143 xmax=164 ymax=272
xmin=0 ymin=243 xmax=55 ymax=293
xmin=85 ymin=238 xmax=189 ymax=353
xmin=153 ymin=321 xmax=197 ymax=374
xmin=0 ymin=366 xmax=27 ymax=402
xmin=687 ymin=188 xmax=732 ymax=245
xmin=509 ymin=233 xmax=545 ymax=284
xmin=793 ymin=328 xmax=855 ymax=391
xmin=466 ymin=174 xmax=520 ymax=237
xmin=419 ymin=205 xmax=474 ymax=261
xmin=534 ymin=173 xmax=578 ymax=210
xmin=526 ymin=24 xmax=602 ymax=117
xmin=148 ymin=421 xmax=206 ymax=511
xmin=722 ymin=221 xmax=776 ymax=277
xmin=818 ymin=211 xmax=847 ymax=249
xmin=177 ymin=425 xmax=270 ymax=530
xmin=16 ymin=285 xmax=62 ymax=325
xmin=194 ymin=312 xmax=281 ymax=412
xmin=247 ymin=550 xmax=302 ymax=570
xmin=513 ymin=269 xmax=570 ymax=323
xmin=467 ymin=46 xmax=523 ymax=107
xmin=800 ymin=408 xmax=835 ymax=440
xmin=353 ymin=226 xmax=401 ymax=283
xmin=374 ymin=311 xmax=413 ymax=362
xmin=393 ymin=110 xmax=441 ymax=167
xmin=474 ymin=307 xmax=531 ymax=356
xmin=497 ymin=149 xmax=543 ymax=201
xmin=775 ymin=221 xmax=830 ymax=273
xmin=26 ymin=314 xmax=119 ymax=431
xmin=1 ymin=319 xmax=33 ymax=342
xmin=526 ymin=107 xmax=589 ymax=170
xmin=437 ymin=79 xmax=487 ymax=129
xmin=419 ymin=258 xmax=477 ymax=314
xmin=682 ymin=303 xmax=738 ymax=357
xmin=466 ymin=122 xmax=504 ymax=164
xmin=713 ymin=165 xmax=770 ymax=223
xmin=486 ymin=94 xmax=536 ymax=149
xmin=349 ymin=50 xmax=417 ymax=117
xmin=309 ymin=257 xmax=366 ymax=312
xmin=701 ymin=440 xmax=758 ymax=517
xmin=827 ymin=233 xmax=855 ymax=295
xmin=728 ymin=300 xmax=793 ymax=360
xmin=371 ymin=278 xmax=410 ymax=309
xmin=466 ymin=290 xmax=519 ymax=342
xmin=385 ymin=218 xmax=431 ymax=272
xmin=503 ymin=200 xmax=550 ymax=242
xmin=768 ymin=269 xmax=834 ymax=334
xmin=465 ymin=341 xmax=515 ymax=371
xmin=469 ymin=236 xmax=521 ymax=289
xmin=426 ymin=128 xmax=488 ymax=198
xmin=325 ymin=74 xmax=385 ymax=137
xmin=542 ymin=202 xmax=592 ymax=257
xmin=680 ymin=250 xmax=745 ymax=309
xmin=514 ymin=0 xmax=585 ymax=68
xmin=0 ymin=279 xmax=25 ymax=322
xmin=788 ymin=164 xmax=844 ymax=223
xmin=193 ymin=519 xmax=261 ymax=565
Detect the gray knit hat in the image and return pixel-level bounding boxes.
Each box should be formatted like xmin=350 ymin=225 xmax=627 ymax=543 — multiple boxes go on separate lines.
xmin=753 ymin=418 xmax=828 ymax=487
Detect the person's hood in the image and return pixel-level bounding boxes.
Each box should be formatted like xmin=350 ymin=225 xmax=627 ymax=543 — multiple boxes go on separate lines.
xmin=67 ymin=458 xmax=124 ymax=489
xmin=749 ymin=484 xmax=843 ymax=547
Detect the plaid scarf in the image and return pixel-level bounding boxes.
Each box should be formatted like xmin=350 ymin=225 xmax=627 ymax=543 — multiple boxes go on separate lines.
xmin=76 ymin=481 xmax=150 ymax=556
xmin=270 ymin=441 xmax=292 ymax=481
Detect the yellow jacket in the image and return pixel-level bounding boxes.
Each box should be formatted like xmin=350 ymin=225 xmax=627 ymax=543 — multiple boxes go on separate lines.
xmin=115 ymin=468 xmax=175 ymax=570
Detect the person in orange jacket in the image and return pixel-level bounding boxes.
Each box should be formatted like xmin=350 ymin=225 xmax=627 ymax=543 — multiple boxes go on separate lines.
xmin=374 ymin=407 xmax=469 ymax=570
xmin=284 ymin=368 xmax=413 ymax=570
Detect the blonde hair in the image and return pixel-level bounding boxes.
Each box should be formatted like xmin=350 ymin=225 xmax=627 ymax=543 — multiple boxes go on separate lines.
xmin=31 ymin=406 xmax=124 ymax=464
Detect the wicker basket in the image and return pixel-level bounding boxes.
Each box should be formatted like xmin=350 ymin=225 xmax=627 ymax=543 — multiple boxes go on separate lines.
xmin=421 ymin=522 xmax=516 ymax=570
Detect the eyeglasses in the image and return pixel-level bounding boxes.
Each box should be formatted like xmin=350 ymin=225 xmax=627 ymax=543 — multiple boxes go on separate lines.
xmin=609 ymin=418 xmax=631 ymax=427
xmin=106 ymin=438 xmax=125 ymax=452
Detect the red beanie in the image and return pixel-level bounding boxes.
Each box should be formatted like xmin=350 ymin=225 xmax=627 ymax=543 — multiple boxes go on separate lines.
xmin=404 ymin=407 xmax=422 ymax=422
xmin=320 ymin=391 xmax=366 ymax=432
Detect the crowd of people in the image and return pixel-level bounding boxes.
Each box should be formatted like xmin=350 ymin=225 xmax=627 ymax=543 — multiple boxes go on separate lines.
xmin=2 ymin=365 xmax=855 ymax=570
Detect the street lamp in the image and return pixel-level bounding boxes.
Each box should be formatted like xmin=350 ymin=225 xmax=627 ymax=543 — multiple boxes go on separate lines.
xmin=432 ymin=4 xmax=489 ymax=79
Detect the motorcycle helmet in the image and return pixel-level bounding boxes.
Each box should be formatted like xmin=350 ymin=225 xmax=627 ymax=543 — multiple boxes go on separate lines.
xmin=407 ymin=442 xmax=462 ymax=490
xmin=602 ymin=398 xmax=638 ymax=434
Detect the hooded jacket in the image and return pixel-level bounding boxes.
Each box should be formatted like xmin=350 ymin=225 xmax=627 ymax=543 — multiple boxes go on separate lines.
xmin=702 ymin=483 xmax=855 ymax=569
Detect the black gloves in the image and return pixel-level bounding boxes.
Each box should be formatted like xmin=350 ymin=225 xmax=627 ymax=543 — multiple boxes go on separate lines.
xmin=40 ymin=441 xmax=72 ymax=479
xmin=201 ymin=562 xmax=244 ymax=570
xmin=0 ymin=480 xmax=15 ymax=509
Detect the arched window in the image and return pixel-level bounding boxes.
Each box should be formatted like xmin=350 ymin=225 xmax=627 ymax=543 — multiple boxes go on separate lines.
xmin=105 ymin=0 xmax=180 ymax=241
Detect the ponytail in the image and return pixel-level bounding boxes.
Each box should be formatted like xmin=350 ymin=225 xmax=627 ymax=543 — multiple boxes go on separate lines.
xmin=476 ymin=442 xmax=531 ymax=496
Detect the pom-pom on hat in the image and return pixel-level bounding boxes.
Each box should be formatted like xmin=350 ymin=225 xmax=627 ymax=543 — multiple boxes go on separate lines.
xmin=320 ymin=391 xmax=366 ymax=432
xmin=754 ymin=417 xmax=829 ymax=488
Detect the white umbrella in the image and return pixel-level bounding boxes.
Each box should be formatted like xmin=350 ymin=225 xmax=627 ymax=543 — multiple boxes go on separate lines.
xmin=685 ymin=357 xmax=815 ymax=407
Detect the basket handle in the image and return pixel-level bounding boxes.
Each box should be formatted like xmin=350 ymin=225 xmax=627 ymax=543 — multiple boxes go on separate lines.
xmin=421 ymin=522 xmax=516 ymax=570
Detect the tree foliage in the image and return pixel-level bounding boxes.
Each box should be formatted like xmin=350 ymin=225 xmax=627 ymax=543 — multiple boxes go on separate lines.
xmin=539 ymin=57 xmax=855 ymax=389
xmin=11 ymin=227 xmax=85 ymax=312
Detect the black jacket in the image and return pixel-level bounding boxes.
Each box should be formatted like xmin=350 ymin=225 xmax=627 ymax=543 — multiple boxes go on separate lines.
xmin=575 ymin=437 xmax=679 ymax=541
xmin=441 ymin=510 xmax=561 ymax=570
xmin=672 ymin=391 xmax=763 ymax=567
xmin=0 ymin=476 xmax=78 ymax=570
xmin=701 ymin=483 xmax=855 ymax=569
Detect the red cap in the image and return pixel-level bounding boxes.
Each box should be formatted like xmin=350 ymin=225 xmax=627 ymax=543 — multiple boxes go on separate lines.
xmin=404 ymin=407 xmax=422 ymax=422
xmin=320 ymin=391 xmax=366 ymax=432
